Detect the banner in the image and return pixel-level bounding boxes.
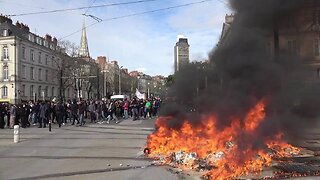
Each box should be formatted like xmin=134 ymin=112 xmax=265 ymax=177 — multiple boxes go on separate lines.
xmin=135 ymin=89 xmax=145 ymax=100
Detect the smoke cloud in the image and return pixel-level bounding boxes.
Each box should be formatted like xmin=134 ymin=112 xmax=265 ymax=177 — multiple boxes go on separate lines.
xmin=161 ymin=0 xmax=320 ymax=143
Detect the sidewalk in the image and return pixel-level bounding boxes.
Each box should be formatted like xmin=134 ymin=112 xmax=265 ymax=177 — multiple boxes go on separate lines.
xmin=0 ymin=117 xmax=178 ymax=180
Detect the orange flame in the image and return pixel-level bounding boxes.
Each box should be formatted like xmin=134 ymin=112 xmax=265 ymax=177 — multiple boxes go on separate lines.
xmin=147 ymin=99 xmax=301 ymax=179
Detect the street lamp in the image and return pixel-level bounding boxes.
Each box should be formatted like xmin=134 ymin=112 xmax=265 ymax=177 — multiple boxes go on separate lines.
xmin=119 ymin=66 xmax=123 ymax=95
xmin=147 ymin=82 xmax=150 ymax=98
xmin=103 ymin=70 xmax=109 ymax=98
xmin=137 ymin=76 xmax=140 ymax=91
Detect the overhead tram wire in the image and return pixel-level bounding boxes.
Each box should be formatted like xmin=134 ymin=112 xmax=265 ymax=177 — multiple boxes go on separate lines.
xmin=7 ymin=0 xmax=160 ymax=17
xmin=84 ymin=0 xmax=97 ymax=14
xmin=59 ymin=0 xmax=214 ymax=41
xmin=82 ymin=0 xmax=103 ymax=22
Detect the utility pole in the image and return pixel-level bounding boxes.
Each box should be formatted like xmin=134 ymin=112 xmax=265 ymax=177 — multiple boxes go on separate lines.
xmin=103 ymin=70 xmax=105 ymax=98
xmin=97 ymin=67 xmax=100 ymax=99
xmin=119 ymin=66 xmax=123 ymax=94
xmin=59 ymin=69 xmax=63 ymax=102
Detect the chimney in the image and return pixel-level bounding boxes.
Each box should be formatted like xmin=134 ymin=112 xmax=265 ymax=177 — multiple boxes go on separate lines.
xmin=20 ymin=23 xmax=30 ymax=32
xmin=111 ymin=60 xmax=118 ymax=65
xmin=0 ymin=15 xmax=12 ymax=24
xmin=45 ymin=34 xmax=52 ymax=42
xmin=15 ymin=21 xmax=21 ymax=28
xmin=0 ymin=15 xmax=5 ymax=23
xmin=97 ymin=56 xmax=107 ymax=70
xmin=52 ymin=37 xmax=57 ymax=46
xmin=25 ymin=25 xmax=30 ymax=32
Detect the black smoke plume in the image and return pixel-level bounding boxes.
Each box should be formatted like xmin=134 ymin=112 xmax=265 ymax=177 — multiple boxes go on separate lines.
xmin=161 ymin=0 xmax=320 ymax=144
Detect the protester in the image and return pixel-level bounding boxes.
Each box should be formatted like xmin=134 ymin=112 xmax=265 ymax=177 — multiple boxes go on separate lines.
xmin=0 ymin=96 xmax=162 ymax=130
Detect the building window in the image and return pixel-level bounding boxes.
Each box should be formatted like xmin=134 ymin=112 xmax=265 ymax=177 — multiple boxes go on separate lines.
xmin=52 ymin=87 xmax=55 ymax=97
xmin=22 ymin=65 xmax=26 ymax=79
xmin=51 ymin=70 xmax=55 ymax=83
xmin=38 ymin=86 xmax=42 ymax=99
xmin=45 ymin=54 xmax=48 ymax=65
xmin=30 ymin=49 xmax=34 ymax=61
xmin=45 ymin=86 xmax=48 ymax=97
xmin=52 ymin=56 xmax=55 ymax=67
xmin=38 ymin=52 xmax=42 ymax=63
xmin=45 ymin=70 xmax=48 ymax=81
xmin=315 ymin=39 xmax=320 ymax=57
xmin=2 ymin=86 xmax=8 ymax=97
xmin=30 ymin=67 xmax=34 ymax=80
xmin=288 ymin=40 xmax=298 ymax=55
xmin=28 ymin=34 xmax=34 ymax=42
xmin=30 ymin=85 xmax=34 ymax=97
xmin=22 ymin=84 xmax=26 ymax=96
xmin=22 ymin=47 xmax=26 ymax=59
xmin=3 ymin=46 xmax=9 ymax=60
xmin=3 ymin=66 xmax=8 ymax=81
xmin=38 ymin=68 xmax=42 ymax=81
xmin=67 ymin=88 xmax=70 ymax=98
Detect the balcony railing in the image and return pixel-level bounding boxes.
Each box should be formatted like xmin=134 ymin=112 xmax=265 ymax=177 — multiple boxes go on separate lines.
xmin=2 ymin=78 xmax=9 ymax=82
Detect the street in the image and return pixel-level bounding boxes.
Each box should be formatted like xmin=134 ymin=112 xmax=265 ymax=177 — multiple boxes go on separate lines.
xmin=0 ymin=119 xmax=178 ymax=180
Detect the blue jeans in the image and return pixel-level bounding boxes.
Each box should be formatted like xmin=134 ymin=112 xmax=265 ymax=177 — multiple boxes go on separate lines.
xmin=124 ymin=110 xmax=128 ymax=119
xmin=80 ymin=114 xmax=85 ymax=125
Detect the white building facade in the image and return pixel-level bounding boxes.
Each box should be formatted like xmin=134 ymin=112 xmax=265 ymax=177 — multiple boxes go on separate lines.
xmin=0 ymin=16 xmax=60 ymax=104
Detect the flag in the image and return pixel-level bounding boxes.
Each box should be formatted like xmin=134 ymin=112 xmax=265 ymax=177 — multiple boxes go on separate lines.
xmin=135 ymin=89 xmax=145 ymax=100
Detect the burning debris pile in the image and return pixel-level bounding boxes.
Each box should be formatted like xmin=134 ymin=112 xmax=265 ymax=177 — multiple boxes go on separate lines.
xmin=146 ymin=0 xmax=320 ymax=179
xmin=147 ymin=101 xmax=304 ymax=179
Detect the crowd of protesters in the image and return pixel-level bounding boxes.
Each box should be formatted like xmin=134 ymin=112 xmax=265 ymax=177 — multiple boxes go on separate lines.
xmin=0 ymin=97 xmax=162 ymax=129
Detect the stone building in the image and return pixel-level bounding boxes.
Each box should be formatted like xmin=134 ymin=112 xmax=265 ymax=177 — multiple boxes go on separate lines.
xmin=219 ymin=1 xmax=320 ymax=82
xmin=0 ymin=16 xmax=61 ymax=103
xmin=174 ymin=35 xmax=190 ymax=73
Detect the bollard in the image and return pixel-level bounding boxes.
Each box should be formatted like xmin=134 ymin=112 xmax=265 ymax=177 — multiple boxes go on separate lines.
xmin=13 ymin=125 xmax=20 ymax=143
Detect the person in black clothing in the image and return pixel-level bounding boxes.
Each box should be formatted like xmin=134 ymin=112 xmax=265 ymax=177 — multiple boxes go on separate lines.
xmin=138 ymin=99 xmax=145 ymax=118
xmin=34 ymin=102 xmax=40 ymax=125
xmin=20 ymin=103 xmax=30 ymax=128
xmin=78 ymin=101 xmax=86 ymax=126
xmin=5 ymin=104 xmax=10 ymax=128
xmin=55 ymin=102 xmax=64 ymax=128
xmin=131 ymin=98 xmax=139 ymax=121
xmin=101 ymin=101 xmax=108 ymax=121
xmin=63 ymin=103 xmax=68 ymax=124
xmin=0 ymin=103 xmax=5 ymax=129
xmin=51 ymin=102 xmax=56 ymax=124
xmin=45 ymin=102 xmax=52 ymax=126
xmin=70 ymin=101 xmax=79 ymax=125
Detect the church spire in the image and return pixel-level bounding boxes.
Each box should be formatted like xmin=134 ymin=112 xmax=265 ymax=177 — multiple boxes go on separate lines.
xmin=79 ymin=20 xmax=90 ymax=58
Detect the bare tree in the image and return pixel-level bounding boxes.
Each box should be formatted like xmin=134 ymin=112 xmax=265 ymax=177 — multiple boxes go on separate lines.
xmin=50 ymin=40 xmax=80 ymax=101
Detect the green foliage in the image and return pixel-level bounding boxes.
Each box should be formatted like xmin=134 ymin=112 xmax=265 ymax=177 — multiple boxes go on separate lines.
xmin=165 ymin=74 xmax=175 ymax=87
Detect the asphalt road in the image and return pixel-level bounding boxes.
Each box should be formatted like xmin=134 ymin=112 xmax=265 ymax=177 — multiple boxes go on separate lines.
xmin=1 ymin=117 xmax=319 ymax=180
xmin=0 ymin=118 xmax=179 ymax=180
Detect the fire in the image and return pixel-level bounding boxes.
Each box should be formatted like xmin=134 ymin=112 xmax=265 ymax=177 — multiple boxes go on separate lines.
xmin=147 ymin=99 xmax=301 ymax=179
